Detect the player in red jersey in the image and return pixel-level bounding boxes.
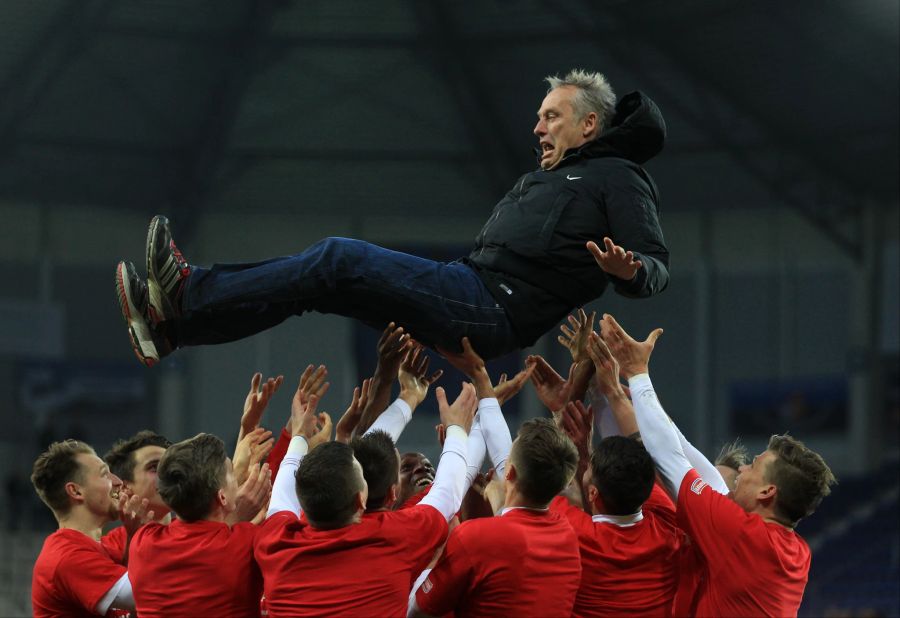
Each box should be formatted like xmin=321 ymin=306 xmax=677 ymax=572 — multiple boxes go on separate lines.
xmin=411 ymin=417 xmax=582 ymax=618
xmin=127 ymin=432 xmax=271 ymax=618
xmin=411 ymin=338 xmax=582 ymax=618
xmin=30 ymin=440 xmax=152 ymax=617
xmin=100 ymin=430 xmax=172 ymax=562
xmin=600 ymin=313 xmax=836 ymax=618
xmin=255 ymin=379 xmax=477 ymax=617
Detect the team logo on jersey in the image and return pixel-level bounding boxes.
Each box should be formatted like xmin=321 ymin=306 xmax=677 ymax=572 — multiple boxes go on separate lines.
xmin=690 ymin=477 xmax=708 ymax=495
xmin=422 ymin=578 xmax=433 ymax=594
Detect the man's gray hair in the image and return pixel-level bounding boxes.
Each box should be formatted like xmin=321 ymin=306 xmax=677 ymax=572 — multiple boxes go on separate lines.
xmin=545 ymin=69 xmax=617 ymax=131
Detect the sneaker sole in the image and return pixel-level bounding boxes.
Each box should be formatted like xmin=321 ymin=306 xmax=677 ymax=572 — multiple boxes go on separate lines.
xmin=116 ymin=262 xmax=159 ymax=368
xmin=146 ymin=215 xmax=181 ymax=323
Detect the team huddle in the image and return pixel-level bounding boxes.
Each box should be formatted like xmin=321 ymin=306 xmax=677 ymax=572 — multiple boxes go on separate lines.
xmin=29 ymin=313 xmax=835 ymax=617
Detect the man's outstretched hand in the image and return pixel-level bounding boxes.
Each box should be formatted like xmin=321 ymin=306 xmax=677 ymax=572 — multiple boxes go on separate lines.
xmin=435 ymin=383 xmax=478 ymax=434
xmin=587 ymin=237 xmax=642 ymax=281
xmin=599 ymin=314 xmax=663 ymax=378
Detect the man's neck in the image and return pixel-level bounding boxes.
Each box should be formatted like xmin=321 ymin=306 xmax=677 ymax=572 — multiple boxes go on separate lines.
xmin=503 ymin=488 xmax=547 ymax=511
xmin=58 ymin=509 xmax=107 ymax=541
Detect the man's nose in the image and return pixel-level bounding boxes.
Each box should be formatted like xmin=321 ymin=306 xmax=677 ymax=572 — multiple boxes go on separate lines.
xmin=534 ymin=118 xmax=545 ymax=136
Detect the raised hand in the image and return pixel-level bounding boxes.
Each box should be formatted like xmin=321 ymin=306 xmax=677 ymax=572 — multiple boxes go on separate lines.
xmin=232 ymin=463 xmax=272 ymax=523
xmin=587 ymin=332 xmax=627 ymax=398
xmin=398 ymin=344 xmax=443 ymax=409
xmin=525 ymin=355 xmax=573 ymax=412
xmin=307 ymin=411 xmax=333 ymax=451
xmin=335 ymin=378 xmax=371 ymax=443
xmin=435 ymin=383 xmax=478 ymax=433
xmin=118 ymin=491 xmax=156 ymax=537
xmin=599 ymin=314 xmax=663 ymax=378
xmin=558 ymin=308 xmax=596 ymax=363
xmin=233 ymin=427 xmax=274 ymax=486
xmin=240 ymin=373 xmax=284 ymax=438
xmin=492 ymin=365 xmax=534 ymax=406
xmin=375 ymin=322 xmax=413 ymax=380
xmin=560 ymin=400 xmax=594 ymax=460
xmin=438 ymin=337 xmax=494 ymax=399
xmin=587 ymin=237 xmax=643 ymax=281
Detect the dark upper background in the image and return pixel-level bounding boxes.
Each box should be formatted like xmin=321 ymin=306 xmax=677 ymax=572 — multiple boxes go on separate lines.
xmin=0 ymin=0 xmax=896 ymax=253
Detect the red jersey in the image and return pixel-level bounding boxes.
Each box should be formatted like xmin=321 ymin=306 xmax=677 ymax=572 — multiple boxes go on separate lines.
xmin=549 ymin=483 xmax=681 ymax=617
xmin=32 ymin=528 xmax=128 ymax=618
xmin=100 ymin=525 xmax=127 ymax=564
xmin=255 ymin=504 xmax=448 ymax=617
xmin=415 ymin=507 xmax=582 ymax=618
xmin=128 ymin=519 xmax=262 ymax=618
xmin=672 ymin=535 xmax=703 ymax=617
xmin=677 ymin=469 xmax=811 ymax=617
xmin=399 ymin=484 xmax=431 ymax=509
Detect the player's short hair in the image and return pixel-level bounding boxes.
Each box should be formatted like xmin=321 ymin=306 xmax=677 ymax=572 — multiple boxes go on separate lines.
xmin=545 ymin=69 xmax=617 ymax=131
xmin=765 ymin=434 xmax=836 ymax=525
xmin=590 ymin=436 xmax=655 ymax=515
xmin=31 ymin=440 xmax=96 ymax=516
xmin=104 ymin=430 xmax=171 ymax=482
xmin=714 ymin=438 xmax=749 ymax=472
xmin=350 ymin=430 xmax=399 ymax=510
xmin=510 ymin=418 xmax=578 ymax=506
xmin=296 ymin=441 xmax=364 ymax=527
xmin=157 ymin=433 xmax=227 ymax=522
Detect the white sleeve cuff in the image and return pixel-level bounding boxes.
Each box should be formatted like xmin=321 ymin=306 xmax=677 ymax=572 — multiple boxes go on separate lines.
xmin=287 ymin=436 xmax=309 ymax=457
xmin=445 ymin=425 xmax=468 ymax=442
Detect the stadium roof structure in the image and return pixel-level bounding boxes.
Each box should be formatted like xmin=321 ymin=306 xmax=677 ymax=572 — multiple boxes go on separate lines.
xmin=0 ymin=0 xmax=896 ymax=256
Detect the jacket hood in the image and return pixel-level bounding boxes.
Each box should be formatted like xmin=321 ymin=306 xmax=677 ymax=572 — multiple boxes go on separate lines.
xmin=534 ymin=91 xmax=666 ymax=166
xmin=582 ymin=91 xmax=666 ymax=164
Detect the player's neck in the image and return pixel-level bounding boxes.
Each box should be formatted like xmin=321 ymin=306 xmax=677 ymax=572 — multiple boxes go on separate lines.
xmin=504 ymin=487 xmax=546 ymax=511
xmin=57 ymin=508 xmax=106 ymax=541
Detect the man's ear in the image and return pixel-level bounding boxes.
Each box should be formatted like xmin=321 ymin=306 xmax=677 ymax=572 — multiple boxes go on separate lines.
xmin=65 ymin=481 xmax=83 ymax=504
xmin=582 ymin=111 xmax=598 ymax=138
xmin=758 ymin=483 xmax=778 ymax=506
xmin=354 ymin=490 xmax=366 ymax=513
xmin=586 ymin=484 xmax=600 ymax=509
xmin=505 ymin=463 xmax=517 ymax=484
xmin=385 ymin=483 xmax=399 ymax=509
xmin=216 ymin=488 xmax=228 ymax=509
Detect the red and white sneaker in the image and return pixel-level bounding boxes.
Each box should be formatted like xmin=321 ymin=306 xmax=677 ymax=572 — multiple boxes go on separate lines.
xmin=116 ymin=261 xmax=172 ymax=367
xmin=146 ymin=215 xmax=190 ymax=324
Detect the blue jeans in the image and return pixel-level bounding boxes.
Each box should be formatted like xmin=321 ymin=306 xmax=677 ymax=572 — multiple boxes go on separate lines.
xmin=174 ymin=237 xmax=520 ymax=359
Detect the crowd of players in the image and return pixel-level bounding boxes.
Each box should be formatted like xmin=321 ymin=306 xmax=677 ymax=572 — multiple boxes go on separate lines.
xmin=29 ymin=313 xmax=836 ymax=617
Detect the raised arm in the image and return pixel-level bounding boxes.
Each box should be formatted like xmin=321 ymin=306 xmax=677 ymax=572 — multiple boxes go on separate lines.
xmin=439 ymin=338 xmax=512 ymax=479
xmin=356 ymin=322 xmax=412 ymax=435
xmin=586 ymin=332 xmax=639 ymax=438
xmin=600 ymin=314 xmax=690 ymax=500
xmin=419 ymin=384 xmax=477 ymax=521
xmin=365 ymin=344 xmax=442 ymax=442
xmin=268 ymin=373 xmax=334 ymax=518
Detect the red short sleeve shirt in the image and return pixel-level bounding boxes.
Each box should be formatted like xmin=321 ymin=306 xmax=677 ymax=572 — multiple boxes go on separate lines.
xmin=416 ymin=508 xmax=582 ymax=618
xmin=32 ymin=528 xmax=128 ymax=618
xmin=128 ymin=519 xmax=262 ymax=618
xmin=676 ymin=469 xmax=811 ymax=617
xmin=255 ymin=504 xmax=448 ymax=617
xmin=549 ymin=483 xmax=682 ymax=618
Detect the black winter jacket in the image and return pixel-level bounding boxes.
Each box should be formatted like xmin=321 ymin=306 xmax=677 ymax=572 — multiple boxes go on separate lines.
xmin=465 ymin=91 xmax=670 ymax=346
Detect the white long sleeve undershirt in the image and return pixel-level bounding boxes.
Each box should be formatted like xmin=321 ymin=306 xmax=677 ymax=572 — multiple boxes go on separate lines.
xmin=364 ymin=398 xmax=412 ymax=443
xmin=477 ymin=398 xmax=512 ymax=480
xmin=465 ymin=414 xmax=487 ymax=491
xmin=673 ymin=424 xmax=729 ymax=495
xmin=420 ymin=425 xmax=468 ymax=521
xmin=267 ymin=436 xmax=308 ymax=517
xmin=627 ymin=373 xmax=693 ymax=501
xmin=96 ymin=572 xmax=134 ymax=614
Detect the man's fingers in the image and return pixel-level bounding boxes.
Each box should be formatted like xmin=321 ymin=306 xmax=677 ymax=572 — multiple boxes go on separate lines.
xmin=426 ymin=369 xmax=443 ymax=385
xmin=250 ymin=372 xmax=262 ymax=394
xmin=435 ymin=386 xmax=448 ymax=409
xmin=646 ymin=328 xmax=664 ymax=346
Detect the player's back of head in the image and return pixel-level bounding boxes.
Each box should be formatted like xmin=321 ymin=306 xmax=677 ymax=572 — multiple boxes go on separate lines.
xmin=31 ymin=440 xmax=96 ymax=517
xmin=590 ymin=436 xmax=655 ymax=515
xmin=766 ymin=434 xmax=836 ymax=525
xmin=510 ymin=418 xmax=578 ymax=506
xmin=296 ymin=441 xmax=365 ymax=528
xmin=157 ymin=433 xmax=227 ymax=521
xmin=350 ymin=430 xmax=399 ymax=511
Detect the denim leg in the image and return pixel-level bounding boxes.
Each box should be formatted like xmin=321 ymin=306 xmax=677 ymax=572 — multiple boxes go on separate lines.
xmin=175 ymin=238 xmax=520 ymax=359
